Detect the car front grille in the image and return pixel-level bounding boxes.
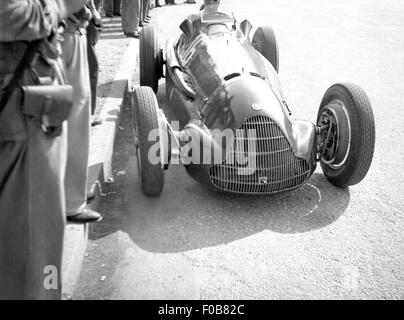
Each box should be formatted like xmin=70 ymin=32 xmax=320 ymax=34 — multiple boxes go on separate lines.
xmin=209 ymin=116 xmax=311 ymax=194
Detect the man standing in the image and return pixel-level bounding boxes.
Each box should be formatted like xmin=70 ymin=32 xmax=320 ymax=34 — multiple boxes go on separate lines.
xmin=61 ymin=5 xmax=102 ymax=223
xmin=0 ymin=0 xmax=88 ymax=300
xmin=122 ymin=0 xmax=141 ymax=38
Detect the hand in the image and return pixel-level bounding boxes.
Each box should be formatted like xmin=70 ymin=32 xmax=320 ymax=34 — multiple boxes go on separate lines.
xmin=73 ymin=6 xmax=91 ymax=28
xmin=91 ymin=9 xmax=102 ymax=27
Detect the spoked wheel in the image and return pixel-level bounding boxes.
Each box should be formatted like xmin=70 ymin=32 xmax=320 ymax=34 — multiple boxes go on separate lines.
xmin=131 ymin=86 xmax=165 ymax=196
xmin=140 ymin=26 xmax=163 ymax=93
xmin=317 ymin=83 xmax=375 ymax=187
xmin=252 ymin=26 xmax=279 ymax=73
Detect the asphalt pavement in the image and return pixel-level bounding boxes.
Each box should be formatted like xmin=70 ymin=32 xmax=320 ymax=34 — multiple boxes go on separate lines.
xmin=74 ymin=0 xmax=404 ymax=299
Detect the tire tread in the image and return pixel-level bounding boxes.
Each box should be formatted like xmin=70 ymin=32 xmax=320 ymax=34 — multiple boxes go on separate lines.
xmin=133 ymin=86 xmax=164 ymax=196
xmin=140 ymin=26 xmax=159 ymax=93
xmin=319 ymin=83 xmax=375 ymax=187
xmin=252 ymin=26 xmax=279 ymax=72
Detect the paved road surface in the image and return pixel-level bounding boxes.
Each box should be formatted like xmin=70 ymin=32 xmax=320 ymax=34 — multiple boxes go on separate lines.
xmin=75 ymin=0 xmax=404 ymax=299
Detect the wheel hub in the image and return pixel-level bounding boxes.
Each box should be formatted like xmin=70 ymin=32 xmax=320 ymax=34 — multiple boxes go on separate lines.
xmin=317 ymin=110 xmax=339 ymax=163
xmin=317 ymin=101 xmax=351 ymax=169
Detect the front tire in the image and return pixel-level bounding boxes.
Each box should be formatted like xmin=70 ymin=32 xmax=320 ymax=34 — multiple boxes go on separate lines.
xmin=252 ymin=26 xmax=279 ymax=73
xmin=317 ymin=83 xmax=375 ymax=187
xmin=132 ymin=86 xmax=165 ymax=196
xmin=140 ymin=26 xmax=162 ymax=93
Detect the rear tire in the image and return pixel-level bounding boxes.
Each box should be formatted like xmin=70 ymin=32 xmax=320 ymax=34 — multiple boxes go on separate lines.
xmin=317 ymin=83 xmax=375 ymax=187
xmin=140 ymin=26 xmax=162 ymax=93
xmin=132 ymin=86 xmax=165 ymax=196
xmin=252 ymin=26 xmax=279 ymax=73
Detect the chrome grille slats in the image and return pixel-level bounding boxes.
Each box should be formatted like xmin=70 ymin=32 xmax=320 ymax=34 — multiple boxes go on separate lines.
xmin=209 ymin=116 xmax=311 ymax=194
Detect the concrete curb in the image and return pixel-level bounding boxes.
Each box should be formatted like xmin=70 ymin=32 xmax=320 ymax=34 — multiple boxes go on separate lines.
xmin=62 ymin=38 xmax=139 ymax=299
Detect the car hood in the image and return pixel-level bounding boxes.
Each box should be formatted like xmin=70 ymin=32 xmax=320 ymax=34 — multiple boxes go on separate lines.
xmin=177 ymin=31 xmax=283 ymax=98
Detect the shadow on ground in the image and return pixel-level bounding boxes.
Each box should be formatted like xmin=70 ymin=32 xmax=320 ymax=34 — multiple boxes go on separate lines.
xmin=89 ymin=84 xmax=350 ymax=253
xmin=97 ymin=80 xmax=128 ymax=99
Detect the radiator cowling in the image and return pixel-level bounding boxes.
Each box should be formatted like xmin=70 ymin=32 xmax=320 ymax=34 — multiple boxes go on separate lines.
xmin=209 ymin=116 xmax=311 ymax=194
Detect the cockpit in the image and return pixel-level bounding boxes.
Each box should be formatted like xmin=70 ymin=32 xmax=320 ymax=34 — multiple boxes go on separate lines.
xmin=200 ymin=10 xmax=235 ymax=25
xmin=205 ymin=23 xmax=230 ymax=37
xmin=179 ymin=10 xmax=235 ymax=40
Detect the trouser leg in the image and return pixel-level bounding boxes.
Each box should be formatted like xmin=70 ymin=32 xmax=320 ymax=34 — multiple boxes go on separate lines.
xmin=141 ymin=0 xmax=148 ymax=22
xmin=25 ymin=121 xmax=66 ymax=299
xmin=146 ymin=0 xmax=150 ymax=17
xmin=144 ymin=0 xmax=150 ymax=20
xmin=113 ymin=0 xmax=121 ymax=14
xmin=87 ymin=34 xmax=99 ymax=115
xmin=65 ymin=92 xmax=90 ymax=215
xmin=61 ymin=32 xmax=91 ymax=216
xmin=0 ymin=119 xmax=66 ymax=300
xmin=122 ymin=0 xmax=140 ymax=33
xmin=104 ymin=0 xmax=113 ymax=15
xmin=140 ymin=0 xmax=144 ymax=23
xmin=65 ymin=96 xmax=90 ymax=215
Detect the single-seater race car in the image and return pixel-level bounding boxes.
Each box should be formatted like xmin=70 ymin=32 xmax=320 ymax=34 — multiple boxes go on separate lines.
xmin=132 ymin=4 xmax=375 ymax=196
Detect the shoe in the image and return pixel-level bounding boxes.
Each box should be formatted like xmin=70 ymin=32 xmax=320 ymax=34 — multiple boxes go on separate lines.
xmin=113 ymin=12 xmax=121 ymax=16
xmin=67 ymin=209 xmax=103 ymax=223
xmin=124 ymin=31 xmax=139 ymax=38
xmin=91 ymin=115 xmax=103 ymax=127
xmin=155 ymin=4 xmax=162 ymax=7
xmin=105 ymin=13 xmax=113 ymax=17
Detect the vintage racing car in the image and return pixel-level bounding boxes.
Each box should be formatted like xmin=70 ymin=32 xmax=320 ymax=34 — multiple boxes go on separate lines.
xmin=131 ymin=6 xmax=375 ymax=196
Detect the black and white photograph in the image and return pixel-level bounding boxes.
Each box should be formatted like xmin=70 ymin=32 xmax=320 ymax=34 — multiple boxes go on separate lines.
xmin=0 ymin=0 xmax=402 ymax=307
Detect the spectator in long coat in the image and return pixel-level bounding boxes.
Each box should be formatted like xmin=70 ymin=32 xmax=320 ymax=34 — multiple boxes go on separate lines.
xmin=0 ymin=0 xmax=88 ymax=300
